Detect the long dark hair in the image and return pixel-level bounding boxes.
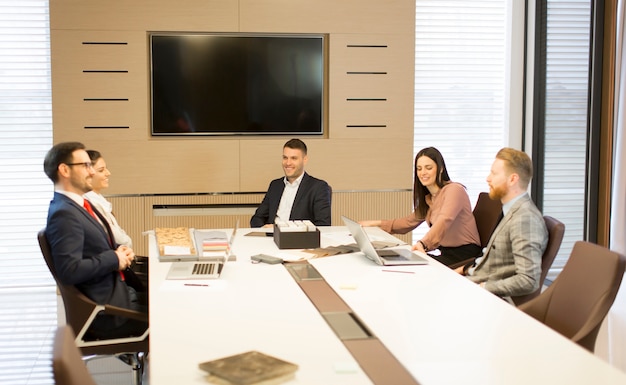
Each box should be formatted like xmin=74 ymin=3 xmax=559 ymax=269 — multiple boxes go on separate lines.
xmin=413 ymin=147 xmax=451 ymax=218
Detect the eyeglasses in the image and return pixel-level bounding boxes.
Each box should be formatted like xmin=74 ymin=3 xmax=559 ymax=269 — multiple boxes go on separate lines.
xmin=65 ymin=162 xmax=94 ymax=169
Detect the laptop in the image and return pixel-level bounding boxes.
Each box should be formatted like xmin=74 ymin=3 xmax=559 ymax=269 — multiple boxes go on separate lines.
xmin=194 ymin=220 xmax=239 ymax=262
xmin=166 ymin=221 xmax=238 ymax=280
xmin=341 ymin=216 xmax=429 ymax=266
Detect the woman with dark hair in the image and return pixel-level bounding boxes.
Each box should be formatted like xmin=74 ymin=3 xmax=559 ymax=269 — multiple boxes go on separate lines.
xmin=360 ymin=147 xmax=481 ymax=267
xmin=83 ymin=150 xmax=133 ymax=248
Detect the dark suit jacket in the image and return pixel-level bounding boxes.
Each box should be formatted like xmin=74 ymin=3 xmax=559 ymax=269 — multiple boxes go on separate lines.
xmin=250 ymin=172 xmax=331 ymax=227
xmin=46 ymin=192 xmax=131 ymax=330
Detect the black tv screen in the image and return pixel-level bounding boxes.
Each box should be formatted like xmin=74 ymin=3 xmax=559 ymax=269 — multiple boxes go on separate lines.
xmin=149 ymin=33 xmax=325 ymax=136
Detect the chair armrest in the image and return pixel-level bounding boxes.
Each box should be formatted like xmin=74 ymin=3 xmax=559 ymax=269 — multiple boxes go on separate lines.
xmin=74 ymin=304 xmax=149 ymax=348
xmin=517 ymin=283 xmax=555 ymax=321
xmin=102 ymin=304 xmax=148 ymax=323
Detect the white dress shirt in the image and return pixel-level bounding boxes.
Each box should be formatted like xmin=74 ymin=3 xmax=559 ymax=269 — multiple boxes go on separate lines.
xmin=275 ymin=173 xmax=304 ymax=223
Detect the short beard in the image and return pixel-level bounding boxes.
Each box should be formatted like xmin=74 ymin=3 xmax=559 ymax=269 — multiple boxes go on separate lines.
xmin=489 ymin=185 xmax=507 ymax=201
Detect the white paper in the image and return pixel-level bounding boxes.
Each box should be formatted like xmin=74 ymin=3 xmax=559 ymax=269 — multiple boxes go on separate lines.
xmin=163 ymin=245 xmax=192 ymax=255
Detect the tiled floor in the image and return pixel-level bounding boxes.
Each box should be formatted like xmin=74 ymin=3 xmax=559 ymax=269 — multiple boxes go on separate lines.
xmin=0 ymin=287 xmax=140 ymax=385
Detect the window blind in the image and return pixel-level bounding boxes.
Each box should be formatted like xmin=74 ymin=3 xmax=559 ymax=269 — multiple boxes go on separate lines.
xmin=0 ymin=0 xmax=53 ymax=289
xmin=0 ymin=2 xmax=55 ymax=383
xmin=541 ymin=0 xmax=590 ymax=280
xmin=413 ymin=0 xmax=507 ymax=240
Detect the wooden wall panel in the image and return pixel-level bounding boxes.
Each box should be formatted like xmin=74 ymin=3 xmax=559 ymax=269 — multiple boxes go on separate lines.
xmin=51 ymin=30 xmax=149 ymax=142
xmin=50 ymin=0 xmax=417 ymax=224
xmin=106 ymin=195 xmax=147 ymax=252
xmin=50 ymin=0 xmax=239 ymax=31
xmin=51 ymin=1 xmax=415 ymax=194
xmin=239 ymin=0 xmax=415 ymax=34
xmin=109 ymin=139 xmax=243 ymax=194
xmin=239 ymin=138 xmax=413 ymax=191
xmin=329 ymin=34 xmax=415 ymax=139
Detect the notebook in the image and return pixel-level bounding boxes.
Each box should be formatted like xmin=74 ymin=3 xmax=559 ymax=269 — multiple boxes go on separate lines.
xmin=341 ymin=215 xmax=429 ymax=266
xmin=166 ymin=221 xmax=238 ymax=280
xmin=156 ymin=227 xmax=198 ymax=262
xmin=198 ymin=350 xmax=298 ymax=385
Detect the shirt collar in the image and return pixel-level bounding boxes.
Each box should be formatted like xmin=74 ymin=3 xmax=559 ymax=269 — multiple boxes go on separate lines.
xmin=56 ymin=188 xmax=85 ymax=207
xmin=502 ymin=192 xmax=527 ymax=216
xmin=283 ymin=172 xmax=305 ymax=187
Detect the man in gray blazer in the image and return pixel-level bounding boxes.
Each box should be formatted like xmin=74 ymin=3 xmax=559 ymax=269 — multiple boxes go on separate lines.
xmin=461 ymin=148 xmax=548 ymax=298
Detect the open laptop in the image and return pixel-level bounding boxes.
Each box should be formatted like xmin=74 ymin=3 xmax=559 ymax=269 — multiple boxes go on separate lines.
xmin=341 ymin=216 xmax=429 ymax=266
xmin=166 ymin=221 xmax=238 ymax=280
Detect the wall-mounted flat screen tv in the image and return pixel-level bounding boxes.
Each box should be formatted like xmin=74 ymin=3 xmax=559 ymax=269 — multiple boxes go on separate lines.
xmin=149 ymin=33 xmax=325 ymax=136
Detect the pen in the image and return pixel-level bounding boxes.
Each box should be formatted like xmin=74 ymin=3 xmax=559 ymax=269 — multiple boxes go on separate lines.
xmin=184 ymin=283 xmax=210 ymax=287
xmin=382 ymin=270 xmax=415 ymax=274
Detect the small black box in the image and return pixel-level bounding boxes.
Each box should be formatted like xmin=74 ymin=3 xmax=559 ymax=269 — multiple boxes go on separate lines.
xmin=273 ymin=224 xmax=320 ymax=249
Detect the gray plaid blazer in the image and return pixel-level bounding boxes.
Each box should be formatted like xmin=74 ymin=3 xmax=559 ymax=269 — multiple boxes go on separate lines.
xmin=468 ymin=193 xmax=548 ymax=297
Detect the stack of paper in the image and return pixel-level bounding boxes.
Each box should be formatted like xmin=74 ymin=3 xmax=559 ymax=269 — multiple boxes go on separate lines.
xmin=194 ymin=230 xmax=229 ymax=258
xmin=275 ymin=220 xmax=317 ymax=232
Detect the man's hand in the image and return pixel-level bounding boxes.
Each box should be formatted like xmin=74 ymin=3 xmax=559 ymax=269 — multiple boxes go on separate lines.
xmin=115 ymin=245 xmax=135 ymax=270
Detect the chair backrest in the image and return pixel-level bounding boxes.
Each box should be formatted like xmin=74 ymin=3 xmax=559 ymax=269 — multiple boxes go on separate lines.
xmin=519 ymin=241 xmax=626 ymax=352
xmin=447 ymin=193 xmax=503 ymax=270
xmin=37 ymin=229 xmax=98 ymax=337
xmin=38 ymin=228 xmax=149 ymax=357
xmin=52 ymin=325 xmax=98 ymax=385
xmin=512 ymin=215 xmax=565 ymax=306
xmin=472 ymin=192 xmax=503 ymax=248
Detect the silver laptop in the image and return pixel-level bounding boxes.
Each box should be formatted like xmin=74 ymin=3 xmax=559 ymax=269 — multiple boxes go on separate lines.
xmin=341 ymin=216 xmax=429 ymax=266
xmin=166 ymin=221 xmax=238 ymax=280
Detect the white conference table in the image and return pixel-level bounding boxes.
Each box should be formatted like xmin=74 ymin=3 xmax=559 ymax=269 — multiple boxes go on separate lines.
xmin=148 ymin=226 xmax=626 ymax=384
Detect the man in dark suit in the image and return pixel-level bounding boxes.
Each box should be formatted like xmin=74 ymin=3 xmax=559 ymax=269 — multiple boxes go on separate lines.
xmin=459 ymin=148 xmax=548 ymax=298
xmin=250 ymin=139 xmax=331 ymax=227
xmin=43 ymin=142 xmax=146 ymax=338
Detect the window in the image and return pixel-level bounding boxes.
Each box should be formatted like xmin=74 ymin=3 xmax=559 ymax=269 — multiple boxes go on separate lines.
xmin=0 ymin=1 xmax=53 ymax=289
xmin=533 ymin=0 xmax=591 ymax=280
xmin=414 ymin=1 xmax=593 ymax=283
xmin=0 ymin=2 xmax=55 ymax=383
xmin=413 ymin=0 xmax=510 ymax=240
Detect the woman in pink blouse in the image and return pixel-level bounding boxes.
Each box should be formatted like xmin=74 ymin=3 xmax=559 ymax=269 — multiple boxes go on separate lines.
xmin=360 ymin=147 xmax=481 ymax=267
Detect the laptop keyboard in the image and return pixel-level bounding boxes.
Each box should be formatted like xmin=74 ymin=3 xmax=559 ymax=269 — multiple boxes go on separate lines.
xmin=192 ymin=263 xmax=218 ymax=275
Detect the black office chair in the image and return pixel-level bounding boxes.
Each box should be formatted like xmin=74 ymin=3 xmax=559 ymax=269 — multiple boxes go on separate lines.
xmin=38 ymin=229 xmax=149 ymax=385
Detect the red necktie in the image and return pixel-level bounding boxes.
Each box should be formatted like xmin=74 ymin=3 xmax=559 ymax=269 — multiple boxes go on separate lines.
xmin=83 ymin=199 xmax=97 ymax=219
xmin=84 ymin=199 xmax=125 ymax=281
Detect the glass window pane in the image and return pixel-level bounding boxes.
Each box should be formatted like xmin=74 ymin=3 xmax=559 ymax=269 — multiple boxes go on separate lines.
xmin=414 ymin=0 xmax=507 ymax=241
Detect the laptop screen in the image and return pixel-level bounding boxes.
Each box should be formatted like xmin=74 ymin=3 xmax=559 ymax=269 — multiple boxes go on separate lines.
xmin=341 ymin=216 xmax=386 ymax=264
